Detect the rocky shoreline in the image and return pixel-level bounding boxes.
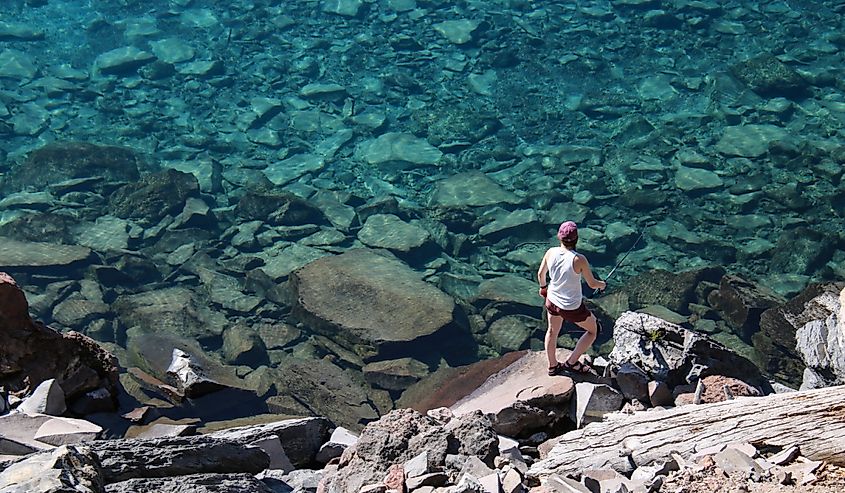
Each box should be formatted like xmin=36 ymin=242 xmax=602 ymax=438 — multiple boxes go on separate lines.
xmin=2 ymin=273 xmax=845 ymax=492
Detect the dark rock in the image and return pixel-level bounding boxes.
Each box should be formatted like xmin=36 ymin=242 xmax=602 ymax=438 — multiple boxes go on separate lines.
xmin=0 ymin=142 xmax=141 ymax=194
xmin=752 ymin=283 xmax=844 ymax=386
xmin=0 ymin=212 xmax=77 ymax=244
xmin=363 ymin=357 xmax=430 ymax=392
xmin=624 ymin=267 xmax=725 ymax=314
xmin=571 ymin=383 xmax=624 ymax=428
xmin=707 ymin=275 xmax=785 ymax=340
xmin=290 ymin=249 xmax=474 ymax=364
xmin=615 ymin=362 xmax=650 ymax=404
xmin=87 ymin=435 xmax=270 ymax=483
xmin=0 ymin=238 xmax=94 ymax=273
xmin=109 ymin=169 xmax=199 ymax=223
xmin=167 ymin=349 xmax=229 ymax=399
xmin=105 ymin=473 xmax=275 ymax=493
xmin=236 ymin=189 xmax=327 ymax=226
xmin=0 ymin=445 xmax=104 ymax=493
xmin=609 ymin=311 xmax=770 ymax=392
xmin=222 ymin=324 xmax=269 ymax=366
xmin=730 ymin=54 xmax=808 ymax=98
xmin=0 ymin=272 xmax=118 ymax=405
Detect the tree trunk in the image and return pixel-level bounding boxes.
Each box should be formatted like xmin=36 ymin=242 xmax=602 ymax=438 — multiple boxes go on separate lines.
xmin=529 ymin=385 xmax=845 ymax=478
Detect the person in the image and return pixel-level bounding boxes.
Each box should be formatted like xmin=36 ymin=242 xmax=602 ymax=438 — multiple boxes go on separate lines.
xmin=537 ymin=221 xmax=606 ymax=375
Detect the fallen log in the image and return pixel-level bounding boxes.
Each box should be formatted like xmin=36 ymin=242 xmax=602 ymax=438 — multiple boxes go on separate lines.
xmin=529 ymin=385 xmax=845 ymax=478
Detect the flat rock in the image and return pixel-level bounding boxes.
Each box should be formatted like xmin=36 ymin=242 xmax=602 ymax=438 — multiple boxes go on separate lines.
xmin=0 ymin=49 xmax=37 ymax=80
xmin=322 ymin=0 xmax=363 ymax=17
xmin=263 ymin=153 xmax=325 ymax=186
xmin=19 ymin=378 xmax=66 ymax=416
xmin=33 ymin=417 xmax=102 ymax=446
xmin=105 ymin=473 xmax=275 ymax=493
xmin=363 ymin=357 xmax=430 ymax=391
xmin=0 ymin=413 xmax=55 ymax=455
xmin=150 ymin=38 xmax=195 ymax=64
xmin=357 ymin=132 xmax=442 ymax=167
xmin=72 ymin=215 xmax=131 ymax=251
xmin=207 ymin=417 xmax=330 ymax=468
xmin=730 ymin=54 xmax=807 ymax=97
xmin=451 ymin=350 xmax=576 ymax=437
xmin=433 ymin=19 xmax=481 ymax=44
xmin=93 ymin=46 xmax=156 ymax=75
xmin=716 ymin=124 xmax=790 ymax=157
xmin=675 ymin=166 xmax=723 ymax=192
xmin=0 ymin=22 xmax=45 ymax=41
xmin=357 ymin=214 xmax=432 ymax=253
xmin=291 ymin=249 xmax=465 ymax=362
xmin=429 ymin=171 xmax=521 ymax=209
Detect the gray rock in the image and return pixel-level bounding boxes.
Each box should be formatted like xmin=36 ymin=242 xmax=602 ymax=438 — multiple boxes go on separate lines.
xmin=19 ymin=379 xmax=66 ymax=416
xmin=647 ymin=380 xmax=673 ymax=407
xmin=433 ymin=19 xmax=481 ymax=44
xmin=731 ymin=54 xmax=808 ymax=97
xmin=109 ymin=168 xmax=199 ymax=223
xmin=0 ymin=22 xmax=45 ymax=41
xmin=207 ymin=417 xmax=331 ymax=468
xmin=319 ymin=408 xmax=497 ymax=493
xmin=51 ymin=296 xmax=111 ymax=328
xmin=166 ymin=348 xmax=228 ymax=398
xmin=609 ymin=311 xmax=770 ymax=390
xmin=796 ymin=287 xmax=844 ymax=389
xmin=615 ymin=362 xmax=650 ymax=404
xmin=713 ymin=447 xmax=764 ymax=478
xmin=263 ymin=154 xmax=325 ymax=187
xmin=134 ymin=423 xmax=195 ymax=439
xmin=150 ymin=38 xmax=195 ymax=64
xmin=716 ymin=124 xmax=790 ymax=157
xmin=404 ymin=450 xmax=429 ymax=477
xmin=358 ymin=214 xmax=432 ymax=254
xmin=487 ymin=316 xmax=533 ymax=353
xmin=322 ymin=0 xmax=363 ymax=17
xmin=0 ymin=413 xmax=56 ymax=455
xmin=72 ymin=215 xmax=131 ymax=251
xmin=88 ymin=435 xmax=270 ymax=483
xmin=222 ymin=324 xmax=268 ymax=366
xmin=707 ymin=274 xmax=785 ymax=340
xmin=363 ymin=357 xmax=430 ymax=391
xmin=105 ymin=473 xmax=276 ymax=493
xmin=429 ymin=172 xmax=521 ymax=209
xmin=259 ymin=469 xmax=324 ymax=493
xmin=356 ymin=133 xmax=442 ymax=168
xmin=0 ymin=445 xmax=103 ymax=493
xmin=0 ymin=237 xmax=93 ymax=269
xmin=290 ymin=249 xmax=467 ymax=362
xmin=177 ymin=59 xmax=225 ymax=77
xmin=0 ymin=49 xmax=37 ymax=80
xmin=93 ymin=46 xmax=156 ymax=75
xmin=570 ymin=383 xmax=624 ymax=428
xmin=10 ymin=103 xmax=49 ymax=136
xmin=674 ymin=166 xmax=723 ymax=193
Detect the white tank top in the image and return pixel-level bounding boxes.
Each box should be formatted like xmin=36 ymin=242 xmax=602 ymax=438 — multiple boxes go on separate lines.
xmin=546 ymin=247 xmax=583 ymax=310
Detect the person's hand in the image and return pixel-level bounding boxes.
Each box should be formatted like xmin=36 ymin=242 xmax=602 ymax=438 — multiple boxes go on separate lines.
xmin=598 ymin=281 xmax=607 ymax=292
xmin=539 ymin=286 xmax=548 ymax=298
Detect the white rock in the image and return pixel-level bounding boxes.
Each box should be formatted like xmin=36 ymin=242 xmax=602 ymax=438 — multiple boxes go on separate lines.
xmin=433 ymin=19 xmax=480 ymax=44
xmin=19 ymin=379 xmax=66 ymax=416
xmin=675 ymin=166 xmax=723 ymax=192
xmin=33 ymin=417 xmax=102 ymax=446
xmin=322 ymin=0 xmax=363 ymax=17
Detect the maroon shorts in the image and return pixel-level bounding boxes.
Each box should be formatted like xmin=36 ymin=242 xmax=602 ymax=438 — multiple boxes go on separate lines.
xmin=545 ymin=300 xmax=591 ymax=323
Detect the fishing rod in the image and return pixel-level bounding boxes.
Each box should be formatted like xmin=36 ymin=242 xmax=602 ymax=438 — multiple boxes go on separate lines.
xmin=593 ymin=227 xmax=647 ymax=297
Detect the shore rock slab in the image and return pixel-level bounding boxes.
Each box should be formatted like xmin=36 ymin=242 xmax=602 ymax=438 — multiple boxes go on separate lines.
xmin=0 ymin=445 xmax=103 ymax=493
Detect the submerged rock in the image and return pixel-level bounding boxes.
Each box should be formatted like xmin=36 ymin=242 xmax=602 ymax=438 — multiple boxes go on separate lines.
xmin=290 ymin=249 xmax=473 ymax=363
xmin=356 ymin=133 xmax=442 ymax=168
xmin=730 ymin=54 xmax=808 ymax=97
xmin=109 ymin=169 xmax=199 ymax=223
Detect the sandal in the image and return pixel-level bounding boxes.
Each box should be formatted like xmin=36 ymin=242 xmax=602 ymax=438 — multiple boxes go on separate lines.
xmin=562 ymin=360 xmax=591 ymax=374
xmin=548 ymin=362 xmax=565 ymax=376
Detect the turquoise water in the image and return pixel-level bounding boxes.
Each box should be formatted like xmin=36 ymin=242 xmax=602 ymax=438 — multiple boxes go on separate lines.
xmin=1 ymin=0 xmax=843 ymax=425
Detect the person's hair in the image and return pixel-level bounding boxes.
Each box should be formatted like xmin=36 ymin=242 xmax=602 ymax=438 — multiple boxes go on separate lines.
xmin=561 ymin=238 xmax=577 ymax=249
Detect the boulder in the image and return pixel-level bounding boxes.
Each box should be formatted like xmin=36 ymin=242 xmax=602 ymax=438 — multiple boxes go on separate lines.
xmin=357 ymin=214 xmax=434 ymax=259
xmin=0 ymin=273 xmax=118 ymax=406
xmin=0 ymin=238 xmax=94 ymax=271
xmin=109 ymin=169 xmax=199 ymax=223
xmin=93 ymin=46 xmax=155 ymax=75
xmin=0 ymin=413 xmax=55 ymax=455
xmin=623 ymin=267 xmax=724 ymax=314
xmin=450 ymin=351 xmax=576 ymax=437
xmin=363 ymin=357 xmax=430 ymax=392
xmin=115 ymin=288 xmax=229 ymax=341
xmin=0 ymin=445 xmax=104 ymax=493
xmin=105 ymin=473 xmax=275 ymax=493
xmin=33 ymin=416 xmax=103 ymax=446
xmin=615 ymin=362 xmax=650 ymax=404
xmin=428 ymin=172 xmax=521 ymax=209
xmin=290 ymin=249 xmax=474 ymax=363
xmin=752 ymin=283 xmax=844 ymax=386
xmin=356 ymin=133 xmax=442 ymax=168
xmin=0 ymin=142 xmax=141 ymax=194
xmin=471 ymin=275 xmax=541 ymax=317
xmin=87 ymin=435 xmax=270 ymax=483
xmin=207 ymin=417 xmax=330 ymax=468
xmin=316 ymin=427 xmax=358 ymax=464
xmin=707 ymin=275 xmax=785 ymax=340
xmin=235 ymin=189 xmax=326 ymax=226
xmin=730 ymin=54 xmax=807 ymax=97
xmin=609 ymin=311 xmax=769 ymax=392
xmin=319 ymin=408 xmax=497 ymax=493
xmin=166 ymin=348 xmax=229 ymax=398
xmin=796 ymin=286 xmax=844 ymax=389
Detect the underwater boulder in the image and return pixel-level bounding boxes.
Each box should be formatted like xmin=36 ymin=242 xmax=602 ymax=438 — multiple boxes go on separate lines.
xmin=730 ymin=54 xmax=808 ymax=98
xmin=235 ymin=189 xmax=327 ymax=227
xmin=108 ymin=169 xmax=199 ymax=223
xmin=1 ymin=142 xmax=142 ymax=194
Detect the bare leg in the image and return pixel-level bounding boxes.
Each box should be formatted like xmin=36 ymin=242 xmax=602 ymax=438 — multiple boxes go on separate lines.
xmin=545 ymin=314 xmax=563 ymax=367
xmin=566 ymin=313 xmax=598 ymax=365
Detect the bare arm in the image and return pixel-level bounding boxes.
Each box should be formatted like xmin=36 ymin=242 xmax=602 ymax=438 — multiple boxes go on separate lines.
xmin=574 ymin=254 xmax=606 ymax=291
xmin=537 ymin=249 xmax=550 ymax=287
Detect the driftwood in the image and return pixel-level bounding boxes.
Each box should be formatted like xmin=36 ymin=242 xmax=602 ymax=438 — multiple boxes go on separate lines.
xmin=529 ymin=385 xmax=845 ymax=478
